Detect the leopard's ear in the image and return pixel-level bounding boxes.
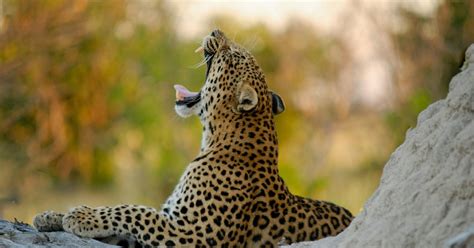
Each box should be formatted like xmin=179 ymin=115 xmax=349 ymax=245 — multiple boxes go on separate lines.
xmin=236 ymin=84 xmax=258 ymax=113
xmin=271 ymin=91 xmax=285 ymax=115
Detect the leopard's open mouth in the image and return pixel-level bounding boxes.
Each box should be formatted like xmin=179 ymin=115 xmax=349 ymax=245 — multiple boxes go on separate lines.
xmin=203 ymin=49 xmax=213 ymax=80
xmin=175 ymin=34 xmax=217 ymax=107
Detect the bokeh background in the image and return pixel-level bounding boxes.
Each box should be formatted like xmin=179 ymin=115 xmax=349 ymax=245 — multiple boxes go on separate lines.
xmin=0 ymin=0 xmax=472 ymax=222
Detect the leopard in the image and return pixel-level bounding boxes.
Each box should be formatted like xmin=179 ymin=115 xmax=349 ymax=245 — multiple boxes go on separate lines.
xmin=33 ymin=29 xmax=353 ymax=247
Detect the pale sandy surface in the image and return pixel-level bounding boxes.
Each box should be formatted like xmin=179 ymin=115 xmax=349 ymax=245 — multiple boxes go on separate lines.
xmin=289 ymin=44 xmax=474 ymax=248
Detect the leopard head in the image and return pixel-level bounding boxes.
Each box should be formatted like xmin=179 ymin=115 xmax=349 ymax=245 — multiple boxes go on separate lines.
xmin=175 ymin=30 xmax=284 ymax=137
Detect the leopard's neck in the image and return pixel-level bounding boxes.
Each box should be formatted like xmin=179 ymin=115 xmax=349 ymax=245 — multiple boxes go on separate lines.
xmin=199 ymin=112 xmax=279 ymax=169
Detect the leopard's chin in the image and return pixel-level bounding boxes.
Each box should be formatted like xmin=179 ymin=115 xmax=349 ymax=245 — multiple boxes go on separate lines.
xmin=174 ymin=104 xmax=197 ymax=118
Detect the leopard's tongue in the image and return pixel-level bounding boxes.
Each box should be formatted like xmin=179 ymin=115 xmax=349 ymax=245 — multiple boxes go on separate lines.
xmin=174 ymin=84 xmax=199 ymax=101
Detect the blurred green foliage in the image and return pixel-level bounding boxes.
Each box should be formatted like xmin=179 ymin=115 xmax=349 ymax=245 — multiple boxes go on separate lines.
xmin=0 ymin=0 xmax=472 ymax=219
xmin=386 ymin=0 xmax=473 ymax=145
xmin=0 ymin=0 xmax=125 ymax=185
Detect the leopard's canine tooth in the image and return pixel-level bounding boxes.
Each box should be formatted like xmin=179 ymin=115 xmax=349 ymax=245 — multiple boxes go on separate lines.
xmin=194 ymin=46 xmax=203 ymax=53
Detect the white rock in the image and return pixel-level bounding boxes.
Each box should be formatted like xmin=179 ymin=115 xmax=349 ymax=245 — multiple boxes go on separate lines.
xmin=0 ymin=220 xmax=116 ymax=247
xmin=290 ymin=44 xmax=474 ymax=248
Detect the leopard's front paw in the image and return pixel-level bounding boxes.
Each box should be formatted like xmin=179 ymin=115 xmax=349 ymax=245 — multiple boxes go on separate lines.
xmin=33 ymin=211 xmax=65 ymax=232
xmin=63 ymin=205 xmax=114 ymax=238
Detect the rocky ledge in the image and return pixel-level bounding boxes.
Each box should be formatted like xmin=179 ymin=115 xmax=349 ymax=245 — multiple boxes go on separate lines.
xmin=0 ymin=219 xmax=116 ymax=247
xmin=290 ymin=44 xmax=474 ymax=248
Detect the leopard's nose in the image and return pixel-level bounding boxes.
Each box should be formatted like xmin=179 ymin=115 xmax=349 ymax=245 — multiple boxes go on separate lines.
xmin=210 ymin=29 xmax=219 ymax=37
xmin=210 ymin=29 xmax=223 ymax=38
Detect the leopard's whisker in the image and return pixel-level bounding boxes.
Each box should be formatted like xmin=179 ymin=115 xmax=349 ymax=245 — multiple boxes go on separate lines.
xmin=190 ymin=54 xmax=213 ymax=69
